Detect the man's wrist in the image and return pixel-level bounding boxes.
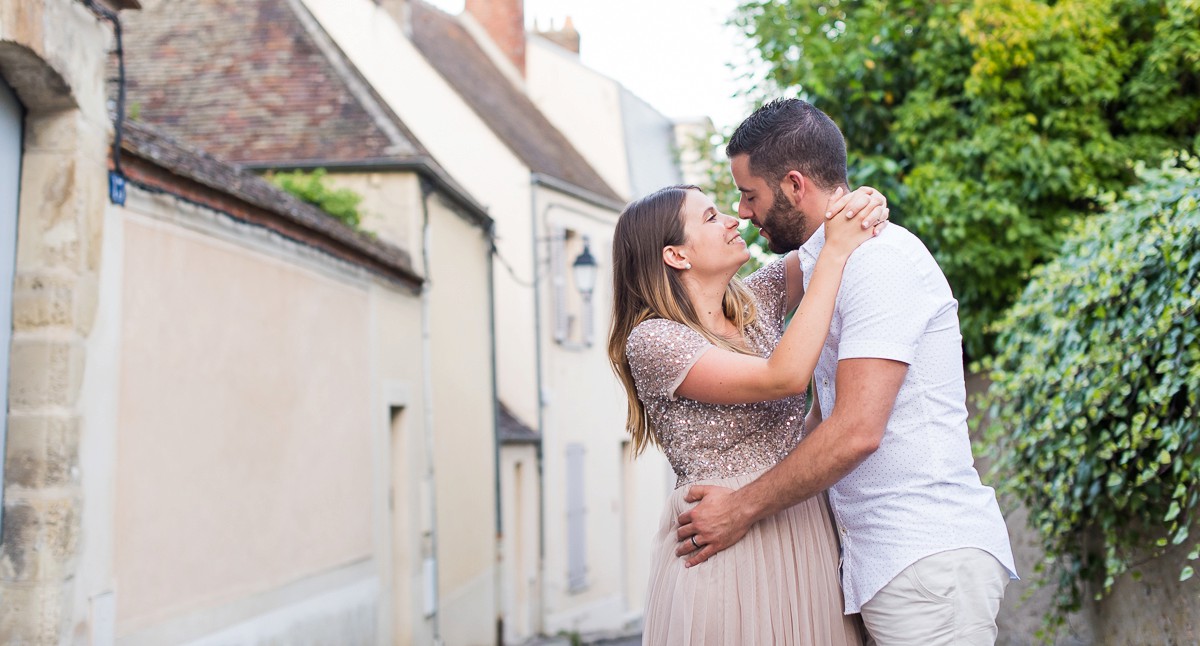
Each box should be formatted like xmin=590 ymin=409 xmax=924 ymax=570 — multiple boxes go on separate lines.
xmin=729 ymin=485 xmax=766 ymax=528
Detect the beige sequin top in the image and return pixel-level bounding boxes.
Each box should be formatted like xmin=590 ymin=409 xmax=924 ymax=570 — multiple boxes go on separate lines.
xmin=626 ymin=257 xmax=806 ymax=488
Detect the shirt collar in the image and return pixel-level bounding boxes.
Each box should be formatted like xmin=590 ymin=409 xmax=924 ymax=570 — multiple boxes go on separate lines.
xmin=797 ymin=222 xmax=827 ymax=279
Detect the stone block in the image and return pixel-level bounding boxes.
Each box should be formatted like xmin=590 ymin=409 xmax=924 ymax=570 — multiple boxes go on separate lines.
xmin=21 ymin=109 xmax=82 ymax=154
xmin=0 ymin=496 xmax=80 ymax=583
xmin=0 ymin=580 xmax=71 ymax=643
xmin=3 ymin=413 xmax=80 ymax=489
xmin=73 ymin=270 xmax=99 ymax=335
xmin=10 ymin=271 xmax=77 ymax=332
xmin=15 ymin=151 xmax=81 ymax=271
xmin=6 ymin=337 xmax=85 ymax=410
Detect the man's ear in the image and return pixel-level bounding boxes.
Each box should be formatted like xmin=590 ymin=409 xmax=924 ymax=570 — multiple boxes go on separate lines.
xmin=780 ymin=170 xmax=807 ymax=208
xmin=662 ymin=245 xmax=690 ymax=271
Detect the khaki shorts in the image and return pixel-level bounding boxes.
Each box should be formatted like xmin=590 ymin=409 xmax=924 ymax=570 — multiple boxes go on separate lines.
xmin=860 ymin=547 xmax=1010 ymax=646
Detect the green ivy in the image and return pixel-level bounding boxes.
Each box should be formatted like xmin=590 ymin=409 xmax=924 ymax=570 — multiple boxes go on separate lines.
xmin=267 ymin=168 xmax=364 ymax=229
xmin=978 ymin=153 xmax=1200 ymax=636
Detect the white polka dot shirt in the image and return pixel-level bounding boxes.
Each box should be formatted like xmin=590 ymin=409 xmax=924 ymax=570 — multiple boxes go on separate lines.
xmin=799 ymin=223 xmax=1017 ymax=614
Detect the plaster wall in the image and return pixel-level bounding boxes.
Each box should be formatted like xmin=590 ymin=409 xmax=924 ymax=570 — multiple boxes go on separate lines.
xmin=325 ymin=170 xmax=501 ymax=644
xmin=426 ymin=191 xmax=498 ymax=645
xmin=499 ymin=443 xmax=540 ymax=644
xmin=113 ymin=205 xmax=375 ymax=632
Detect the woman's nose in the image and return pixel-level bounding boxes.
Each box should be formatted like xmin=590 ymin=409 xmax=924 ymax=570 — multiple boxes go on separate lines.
xmin=723 ymin=214 xmax=738 ymax=228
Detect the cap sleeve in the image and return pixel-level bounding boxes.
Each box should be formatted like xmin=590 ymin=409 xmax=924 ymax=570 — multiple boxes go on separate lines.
xmin=742 ymin=255 xmax=789 ymax=328
xmin=625 ymin=319 xmax=712 ymax=401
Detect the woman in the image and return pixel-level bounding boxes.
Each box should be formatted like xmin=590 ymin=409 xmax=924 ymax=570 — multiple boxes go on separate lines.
xmin=608 ymin=184 xmax=886 ymax=644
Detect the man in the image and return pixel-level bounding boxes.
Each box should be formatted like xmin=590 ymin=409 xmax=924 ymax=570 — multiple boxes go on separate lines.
xmin=676 ymin=98 xmax=1017 ymax=645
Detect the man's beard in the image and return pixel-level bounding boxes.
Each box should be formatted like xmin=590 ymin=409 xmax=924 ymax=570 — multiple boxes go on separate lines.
xmin=760 ymin=185 xmax=813 ymax=254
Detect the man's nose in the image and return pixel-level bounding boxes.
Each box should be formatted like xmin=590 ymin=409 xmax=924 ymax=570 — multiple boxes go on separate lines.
xmin=734 ymin=201 xmax=750 ymax=220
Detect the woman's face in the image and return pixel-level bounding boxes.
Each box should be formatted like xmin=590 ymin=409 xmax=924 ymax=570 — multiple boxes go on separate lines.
xmin=676 ymin=189 xmax=749 ymax=275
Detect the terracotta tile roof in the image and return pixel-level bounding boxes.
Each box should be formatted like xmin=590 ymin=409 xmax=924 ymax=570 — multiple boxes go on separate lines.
xmin=118 ymin=118 xmax=423 ymax=287
xmin=121 ymin=0 xmax=425 ymax=167
xmin=410 ymin=1 xmax=622 ymax=204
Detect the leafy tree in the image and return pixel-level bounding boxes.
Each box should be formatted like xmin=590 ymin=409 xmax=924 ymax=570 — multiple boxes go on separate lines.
xmin=734 ymin=0 xmax=1200 ymax=356
xmin=267 ymin=168 xmax=364 ymax=229
xmin=979 ymin=154 xmax=1200 ymax=632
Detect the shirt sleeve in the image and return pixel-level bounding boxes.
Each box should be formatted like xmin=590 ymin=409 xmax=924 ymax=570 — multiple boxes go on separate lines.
xmin=625 ymin=319 xmax=712 ymax=401
xmin=836 ymin=243 xmax=939 ymax=365
xmin=742 ymin=255 xmax=789 ymax=328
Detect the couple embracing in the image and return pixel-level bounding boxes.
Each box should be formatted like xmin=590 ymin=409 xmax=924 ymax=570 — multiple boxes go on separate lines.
xmin=608 ymin=99 xmax=1017 ymax=645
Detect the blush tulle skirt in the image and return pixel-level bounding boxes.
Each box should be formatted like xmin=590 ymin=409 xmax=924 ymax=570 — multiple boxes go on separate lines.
xmin=641 ymin=468 xmax=864 ymax=645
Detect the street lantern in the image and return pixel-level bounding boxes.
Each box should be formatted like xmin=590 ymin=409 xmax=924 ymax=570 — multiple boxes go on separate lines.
xmin=572 ymin=238 xmax=597 ymax=300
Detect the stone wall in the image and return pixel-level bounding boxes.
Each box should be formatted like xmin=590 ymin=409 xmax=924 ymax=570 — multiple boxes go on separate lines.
xmin=0 ymin=0 xmax=115 ymax=641
xmin=1091 ymin=528 xmax=1200 ymax=645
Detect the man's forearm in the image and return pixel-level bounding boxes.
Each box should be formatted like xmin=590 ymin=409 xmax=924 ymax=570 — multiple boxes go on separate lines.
xmin=731 ymin=412 xmax=875 ymax=523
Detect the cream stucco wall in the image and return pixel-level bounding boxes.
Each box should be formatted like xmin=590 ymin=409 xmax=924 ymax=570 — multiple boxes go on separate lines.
xmin=326 ymin=170 xmax=499 ymax=645
xmin=92 ymin=181 xmax=459 ymax=646
xmin=525 ymin=39 xmax=631 ymax=201
xmin=114 ymin=206 xmax=375 ymax=632
xmin=371 ymin=281 xmax=431 ymax=646
xmin=426 ymin=191 xmax=497 ymax=645
xmin=499 ymin=443 xmax=540 ymax=643
xmin=334 ymin=172 xmax=425 ymax=263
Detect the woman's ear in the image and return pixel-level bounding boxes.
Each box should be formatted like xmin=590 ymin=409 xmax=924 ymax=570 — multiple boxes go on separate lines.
xmin=662 ymin=245 xmax=691 ymax=271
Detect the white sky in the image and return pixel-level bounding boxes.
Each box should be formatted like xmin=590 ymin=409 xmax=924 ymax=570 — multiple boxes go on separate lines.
xmin=424 ymin=0 xmax=755 ymax=130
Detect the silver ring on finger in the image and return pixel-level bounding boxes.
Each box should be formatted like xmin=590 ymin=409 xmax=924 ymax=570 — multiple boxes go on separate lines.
xmin=690 ymin=535 xmax=701 ymax=550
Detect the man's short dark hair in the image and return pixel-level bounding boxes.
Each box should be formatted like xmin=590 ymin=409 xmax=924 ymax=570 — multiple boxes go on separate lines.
xmin=726 ymin=98 xmax=848 ymax=190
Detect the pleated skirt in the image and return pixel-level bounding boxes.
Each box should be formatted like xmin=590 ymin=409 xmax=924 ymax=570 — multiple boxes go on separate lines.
xmin=642 ymin=468 xmax=864 ymax=645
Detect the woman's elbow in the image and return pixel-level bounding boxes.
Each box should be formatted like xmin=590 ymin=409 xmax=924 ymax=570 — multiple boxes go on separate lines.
xmin=765 ymin=373 xmax=809 ymax=399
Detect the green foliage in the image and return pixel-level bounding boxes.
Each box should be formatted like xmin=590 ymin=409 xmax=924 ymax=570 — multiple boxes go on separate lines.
xmin=734 ymin=0 xmax=1200 ymax=356
xmin=978 ymin=154 xmax=1200 ymax=632
xmin=267 ymin=168 xmax=364 ymax=229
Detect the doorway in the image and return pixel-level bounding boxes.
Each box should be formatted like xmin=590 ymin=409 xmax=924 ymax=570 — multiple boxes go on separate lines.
xmin=0 ymin=77 xmax=24 ymax=535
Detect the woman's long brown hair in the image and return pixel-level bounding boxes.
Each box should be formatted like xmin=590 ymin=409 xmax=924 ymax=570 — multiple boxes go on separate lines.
xmin=607 ymin=186 xmax=758 ymax=457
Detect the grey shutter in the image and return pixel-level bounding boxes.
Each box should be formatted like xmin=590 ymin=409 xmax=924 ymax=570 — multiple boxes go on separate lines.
xmin=550 ymin=226 xmax=568 ymax=343
xmin=565 ymin=443 xmax=587 ymax=591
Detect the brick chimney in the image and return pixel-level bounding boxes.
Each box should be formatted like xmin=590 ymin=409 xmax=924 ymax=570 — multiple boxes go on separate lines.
xmin=537 ymin=16 xmax=580 ymax=55
xmin=465 ymin=0 xmax=526 ymax=75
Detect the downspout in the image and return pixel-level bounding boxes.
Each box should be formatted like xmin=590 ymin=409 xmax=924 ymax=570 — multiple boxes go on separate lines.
xmin=488 ymin=218 xmax=503 ymax=645
xmin=418 ymin=178 xmax=442 ymax=645
xmin=529 ymin=175 xmax=548 ymax=629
